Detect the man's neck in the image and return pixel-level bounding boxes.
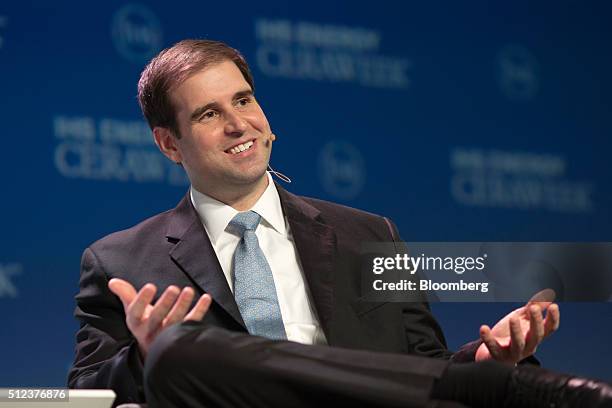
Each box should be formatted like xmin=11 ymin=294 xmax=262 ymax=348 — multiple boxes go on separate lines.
xmin=195 ymin=175 xmax=269 ymax=212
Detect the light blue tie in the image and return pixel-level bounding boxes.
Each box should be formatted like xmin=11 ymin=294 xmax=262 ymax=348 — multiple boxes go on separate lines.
xmin=229 ymin=211 xmax=287 ymax=340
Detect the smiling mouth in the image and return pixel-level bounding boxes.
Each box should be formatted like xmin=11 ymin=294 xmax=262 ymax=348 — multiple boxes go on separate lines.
xmin=226 ymin=140 xmax=254 ymax=155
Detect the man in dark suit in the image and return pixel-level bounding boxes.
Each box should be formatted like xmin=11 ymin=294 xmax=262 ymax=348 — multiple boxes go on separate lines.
xmin=68 ymin=39 xmax=611 ymax=408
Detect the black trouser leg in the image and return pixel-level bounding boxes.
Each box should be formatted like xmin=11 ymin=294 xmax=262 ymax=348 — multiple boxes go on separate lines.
xmin=144 ymin=321 xmax=450 ymax=408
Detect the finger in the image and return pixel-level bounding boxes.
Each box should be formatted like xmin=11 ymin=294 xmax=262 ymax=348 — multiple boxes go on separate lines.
xmin=146 ymin=286 xmax=181 ymax=332
xmin=527 ymin=288 xmax=556 ymax=304
xmin=509 ymin=317 xmax=525 ymax=362
xmin=525 ymin=289 xmax=556 ymax=320
xmin=108 ymin=278 xmax=138 ymax=309
xmin=126 ymin=283 xmax=157 ymax=325
xmin=163 ymin=287 xmax=195 ymax=326
xmin=543 ymin=303 xmax=560 ymax=336
xmin=524 ymin=305 xmax=545 ymax=353
xmin=480 ymin=325 xmax=504 ymax=359
xmin=527 ymin=301 xmax=552 ymax=314
xmin=184 ymin=294 xmax=212 ymax=321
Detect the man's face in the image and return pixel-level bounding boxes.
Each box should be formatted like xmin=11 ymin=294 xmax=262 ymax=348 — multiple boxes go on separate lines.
xmin=162 ymin=60 xmax=273 ymax=195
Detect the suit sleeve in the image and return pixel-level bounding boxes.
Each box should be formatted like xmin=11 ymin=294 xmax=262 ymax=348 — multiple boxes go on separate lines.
xmin=67 ymin=247 xmax=146 ymax=406
xmin=380 ymin=217 xmax=453 ymax=360
xmin=382 ymin=217 xmax=540 ymax=365
xmin=382 ymin=216 xmax=481 ymax=362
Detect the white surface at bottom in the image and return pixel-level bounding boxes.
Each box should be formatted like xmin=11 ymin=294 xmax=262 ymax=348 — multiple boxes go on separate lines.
xmin=0 ymin=389 xmax=115 ymax=408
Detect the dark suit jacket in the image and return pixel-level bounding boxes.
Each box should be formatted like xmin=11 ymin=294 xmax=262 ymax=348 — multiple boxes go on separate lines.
xmin=68 ymin=184 xmax=475 ymax=406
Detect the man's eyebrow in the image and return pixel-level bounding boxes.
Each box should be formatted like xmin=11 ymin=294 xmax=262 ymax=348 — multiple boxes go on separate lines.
xmin=189 ymin=89 xmax=254 ymax=122
xmin=233 ymin=89 xmax=254 ymax=100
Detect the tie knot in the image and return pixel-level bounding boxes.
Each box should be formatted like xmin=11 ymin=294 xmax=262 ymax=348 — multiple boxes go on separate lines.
xmin=228 ymin=211 xmax=261 ymax=236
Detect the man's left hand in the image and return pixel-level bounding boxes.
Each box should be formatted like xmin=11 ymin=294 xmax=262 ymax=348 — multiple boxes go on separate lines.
xmin=475 ymin=301 xmax=560 ymax=364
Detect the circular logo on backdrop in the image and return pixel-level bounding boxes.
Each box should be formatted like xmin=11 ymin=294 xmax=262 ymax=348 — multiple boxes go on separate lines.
xmin=498 ymin=44 xmax=539 ymax=100
xmin=111 ymin=4 xmax=163 ymax=63
xmin=317 ymin=141 xmax=365 ymax=200
xmin=0 ymin=15 xmax=8 ymax=50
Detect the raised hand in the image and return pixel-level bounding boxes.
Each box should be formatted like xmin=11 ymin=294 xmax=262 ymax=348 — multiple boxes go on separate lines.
xmin=108 ymin=278 xmax=212 ymax=358
xmin=475 ymin=298 xmax=560 ymax=364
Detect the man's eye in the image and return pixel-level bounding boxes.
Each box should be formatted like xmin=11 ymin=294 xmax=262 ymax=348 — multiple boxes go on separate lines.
xmin=200 ymin=111 xmax=217 ymax=120
xmin=236 ymin=97 xmax=251 ymax=107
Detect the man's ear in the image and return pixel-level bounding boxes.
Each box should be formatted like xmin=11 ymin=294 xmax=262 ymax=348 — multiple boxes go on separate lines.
xmin=153 ymin=127 xmax=182 ymax=164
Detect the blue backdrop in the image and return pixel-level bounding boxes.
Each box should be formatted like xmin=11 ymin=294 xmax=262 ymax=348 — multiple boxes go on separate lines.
xmin=0 ymin=1 xmax=610 ymax=385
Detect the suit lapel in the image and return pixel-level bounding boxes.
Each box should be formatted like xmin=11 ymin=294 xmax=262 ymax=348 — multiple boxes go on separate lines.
xmin=277 ymin=185 xmax=336 ymax=339
xmin=166 ymin=194 xmax=246 ymax=330
xmin=164 ymin=187 xmax=337 ymax=337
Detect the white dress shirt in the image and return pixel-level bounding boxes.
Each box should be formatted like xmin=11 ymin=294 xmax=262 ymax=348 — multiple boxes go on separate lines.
xmin=190 ymin=172 xmax=327 ymax=345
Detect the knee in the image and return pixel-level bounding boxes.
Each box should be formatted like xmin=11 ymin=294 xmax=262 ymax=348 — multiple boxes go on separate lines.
xmin=144 ymin=323 xmax=270 ymax=389
xmin=144 ymin=322 xmax=205 ymax=387
xmin=143 ymin=323 xmax=242 ymax=387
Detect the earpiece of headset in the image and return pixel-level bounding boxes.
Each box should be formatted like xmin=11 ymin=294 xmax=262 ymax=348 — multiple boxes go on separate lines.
xmin=266 ymin=132 xmax=291 ymax=183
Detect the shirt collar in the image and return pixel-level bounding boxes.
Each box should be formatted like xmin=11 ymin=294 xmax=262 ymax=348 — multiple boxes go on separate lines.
xmin=190 ymin=172 xmax=286 ymax=244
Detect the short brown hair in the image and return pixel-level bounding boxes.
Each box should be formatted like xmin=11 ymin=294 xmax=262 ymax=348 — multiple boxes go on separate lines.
xmin=137 ymin=39 xmax=255 ymax=138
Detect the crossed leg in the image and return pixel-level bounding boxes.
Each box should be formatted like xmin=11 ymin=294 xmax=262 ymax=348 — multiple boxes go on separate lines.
xmin=144 ymin=321 xmax=454 ymax=408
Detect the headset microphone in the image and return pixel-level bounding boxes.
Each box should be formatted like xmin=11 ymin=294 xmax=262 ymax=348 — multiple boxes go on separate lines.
xmin=266 ymin=132 xmax=291 ymax=183
xmin=265 ymin=132 xmax=276 ymax=147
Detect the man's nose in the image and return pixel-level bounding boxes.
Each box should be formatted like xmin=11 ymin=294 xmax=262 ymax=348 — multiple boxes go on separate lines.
xmin=224 ymin=111 xmax=247 ymax=136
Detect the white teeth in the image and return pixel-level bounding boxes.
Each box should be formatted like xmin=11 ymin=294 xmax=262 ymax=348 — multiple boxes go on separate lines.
xmin=229 ymin=140 xmax=254 ymax=154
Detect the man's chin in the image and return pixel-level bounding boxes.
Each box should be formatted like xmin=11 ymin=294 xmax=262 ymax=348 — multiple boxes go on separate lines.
xmin=225 ymin=167 xmax=269 ymax=187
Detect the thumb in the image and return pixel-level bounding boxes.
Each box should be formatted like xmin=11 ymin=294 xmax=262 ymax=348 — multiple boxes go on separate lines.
xmin=108 ymin=278 xmax=137 ymax=308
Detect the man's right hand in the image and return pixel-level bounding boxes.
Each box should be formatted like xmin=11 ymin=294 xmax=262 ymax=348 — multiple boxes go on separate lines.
xmin=108 ymin=278 xmax=212 ymax=359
